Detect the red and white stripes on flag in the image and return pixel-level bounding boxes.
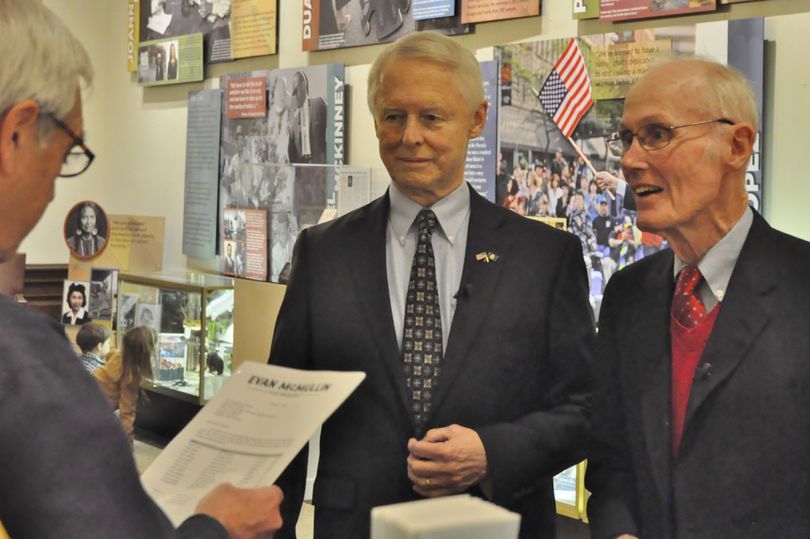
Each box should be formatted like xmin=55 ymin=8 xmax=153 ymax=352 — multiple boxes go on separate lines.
xmin=537 ymin=39 xmax=593 ymax=138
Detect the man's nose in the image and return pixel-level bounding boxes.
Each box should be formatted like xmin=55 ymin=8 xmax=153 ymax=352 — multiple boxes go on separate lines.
xmin=401 ymin=117 xmax=424 ymax=145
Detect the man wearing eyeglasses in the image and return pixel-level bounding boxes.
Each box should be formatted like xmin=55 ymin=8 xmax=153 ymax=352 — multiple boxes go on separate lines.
xmin=0 ymin=1 xmax=283 ymax=537
xmin=586 ymin=58 xmax=810 ymax=538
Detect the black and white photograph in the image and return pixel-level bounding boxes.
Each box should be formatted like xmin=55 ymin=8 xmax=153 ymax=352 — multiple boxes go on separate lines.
xmin=141 ymin=0 xmax=231 ymax=63
xmin=89 ymin=268 xmax=118 ymax=322
xmin=222 ymin=208 xmax=247 ymax=240
xmin=221 ymin=240 xmax=241 ymax=276
xmin=269 ymin=211 xmax=296 ymax=283
xmin=62 ymin=280 xmax=92 ymax=326
xmin=135 ymin=303 xmax=162 ymax=332
xmin=116 ymin=294 xmax=139 ymax=333
xmin=64 ymin=200 xmax=109 ymax=259
xmin=159 ymin=290 xmax=189 ymax=334
xmin=304 ymin=0 xmax=470 ymax=51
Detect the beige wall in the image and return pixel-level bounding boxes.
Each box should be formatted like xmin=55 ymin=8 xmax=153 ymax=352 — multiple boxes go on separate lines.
xmin=36 ymin=0 xmax=810 ymax=364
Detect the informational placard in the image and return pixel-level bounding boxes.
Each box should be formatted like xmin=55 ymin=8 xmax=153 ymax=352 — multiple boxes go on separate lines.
xmin=226 ymin=77 xmax=267 ymax=119
xmin=142 ymin=363 xmax=365 ymax=527
xmin=337 ymin=166 xmax=372 ymax=217
xmin=599 ymin=0 xmax=716 ymax=22
xmin=231 ymin=0 xmax=278 ymax=58
xmin=183 ymin=90 xmax=222 ymax=260
xmin=590 ymin=40 xmax=672 ymax=100
xmin=461 ymin=0 xmax=540 ymax=24
xmin=138 ymin=33 xmax=203 ymax=86
xmin=413 ymin=0 xmax=456 ymax=20
xmin=465 ymin=61 xmax=499 ymax=202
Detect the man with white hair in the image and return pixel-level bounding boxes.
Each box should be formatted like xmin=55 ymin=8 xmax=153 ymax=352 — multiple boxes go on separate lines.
xmin=269 ymin=31 xmax=594 ymax=539
xmin=0 ymin=1 xmax=282 ymax=537
xmin=586 ymin=58 xmax=810 ymax=538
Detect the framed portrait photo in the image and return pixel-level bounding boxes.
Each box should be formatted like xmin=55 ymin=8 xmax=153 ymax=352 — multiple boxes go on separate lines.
xmin=64 ymin=200 xmax=110 ymax=259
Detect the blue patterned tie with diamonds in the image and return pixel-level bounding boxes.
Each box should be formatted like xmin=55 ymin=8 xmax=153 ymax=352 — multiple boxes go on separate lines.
xmin=402 ymin=209 xmax=443 ymax=429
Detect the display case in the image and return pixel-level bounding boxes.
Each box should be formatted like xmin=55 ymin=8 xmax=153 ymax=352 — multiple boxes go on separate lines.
xmin=116 ymin=272 xmax=234 ymax=405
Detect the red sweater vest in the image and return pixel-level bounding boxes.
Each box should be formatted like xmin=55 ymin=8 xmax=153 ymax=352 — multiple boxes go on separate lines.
xmin=670 ymin=305 xmax=721 ymax=454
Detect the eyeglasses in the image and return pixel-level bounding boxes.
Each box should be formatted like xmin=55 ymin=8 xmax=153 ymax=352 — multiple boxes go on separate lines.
xmin=46 ymin=113 xmax=95 ymax=177
xmin=607 ymin=118 xmax=735 ymax=156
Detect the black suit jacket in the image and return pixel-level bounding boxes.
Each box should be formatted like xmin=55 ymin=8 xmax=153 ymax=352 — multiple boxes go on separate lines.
xmin=269 ymin=185 xmax=594 ymax=539
xmin=586 ymin=211 xmax=810 ymax=538
xmin=288 ymin=96 xmax=327 ymax=165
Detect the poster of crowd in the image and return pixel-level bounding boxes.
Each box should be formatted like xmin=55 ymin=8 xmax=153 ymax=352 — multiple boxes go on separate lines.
xmin=302 ymin=0 xmax=470 ymax=52
xmin=219 ymin=65 xmax=345 ymax=283
xmin=495 ymin=18 xmax=763 ymax=320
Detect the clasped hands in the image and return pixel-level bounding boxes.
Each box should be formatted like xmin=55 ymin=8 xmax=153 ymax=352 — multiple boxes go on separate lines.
xmin=407 ymin=424 xmax=488 ymax=497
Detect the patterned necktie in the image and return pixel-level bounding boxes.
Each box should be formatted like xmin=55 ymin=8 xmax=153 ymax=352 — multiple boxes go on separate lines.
xmin=402 ymin=209 xmax=443 ymax=428
xmin=672 ymin=265 xmax=706 ymax=329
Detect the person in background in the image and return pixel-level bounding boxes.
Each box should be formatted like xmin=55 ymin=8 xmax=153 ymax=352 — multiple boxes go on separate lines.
xmin=76 ymin=321 xmax=111 ymax=374
xmin=586 ymin=58 xmax=810 ymax=538
xmin=94 ymin=326 xmax=154 ymax=444
xmin=269 ymin=31 xmax=593 ymax=539
xmin=62 ymin=281 xmax=91 ymax=325
xmin=167 ymin=42 xmax=178 ymax=80
xmin=0 ymin=1 xmax=282 ymax=537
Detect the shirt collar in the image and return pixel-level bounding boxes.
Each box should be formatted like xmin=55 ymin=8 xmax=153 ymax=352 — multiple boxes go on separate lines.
xmin=388 ymin=181 xmax=471 ymax=246
xmin=673 ymin=206 xmax=753 ymax=302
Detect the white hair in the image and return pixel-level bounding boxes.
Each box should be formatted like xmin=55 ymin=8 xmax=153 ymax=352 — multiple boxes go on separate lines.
xmin=367 ymin=32 xmax=484 ymax=116
xmin=0 ymin=0 xmax=93 ymax=141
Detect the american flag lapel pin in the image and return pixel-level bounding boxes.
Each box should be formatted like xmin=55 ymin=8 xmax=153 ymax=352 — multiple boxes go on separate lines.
xmin=475 ymin=251 xmax=499 ymax=263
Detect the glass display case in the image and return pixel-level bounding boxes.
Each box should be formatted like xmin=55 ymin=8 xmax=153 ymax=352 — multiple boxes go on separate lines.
xmin=116 ymin=272 xmax=234 ymax=404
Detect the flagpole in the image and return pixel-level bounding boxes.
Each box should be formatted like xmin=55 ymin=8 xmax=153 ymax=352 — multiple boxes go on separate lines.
xmin=566 ymin=135 xmax=615 ymax=200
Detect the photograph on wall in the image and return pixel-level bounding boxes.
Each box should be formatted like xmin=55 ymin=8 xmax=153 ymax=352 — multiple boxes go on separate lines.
xmin=573 ymin=0 xmax=600 ymax=19
xmin=159 ymin=289 xmax=190 ymax=334
xmin=599 ymin=0 xmax=716 ymax=22
xmin=460 ymin=0 xmax=540 ymax=24
xmin=64 ymin=200 xmax=110 ymax=260
xmin=302 ymin=0 xmax=470 ymax=52
xmin=135 ymin=303 xmax=162 ymax=332
xmin=138 ymin=33 xmax=203 ymax=86
xmin=117 ymin=294 xmax=140 ymax=333
xmin=494 ymin=18 xmax=763 ymax=321
xmin=140 ymin=0 xmax=231 ymax=63
xmin=221 ymin=208 xmax=267 ymax=280
xmin=62 ymin=280 xmax=92 ymax=326
xmin=218 ymin=65 xmax=345 ymax=283
xmin=89 ymin=268 xmax=119 ymax=322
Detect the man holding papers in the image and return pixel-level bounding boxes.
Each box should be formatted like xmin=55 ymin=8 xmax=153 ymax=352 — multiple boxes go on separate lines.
xmin=0 ymin=1 xmax=282 ymax=537
xmin=269 ymin=32 xmax=594 ymax=539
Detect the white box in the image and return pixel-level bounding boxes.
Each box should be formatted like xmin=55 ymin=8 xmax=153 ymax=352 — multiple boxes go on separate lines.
xmin=370 ymin=495 xmax=521 ymax=539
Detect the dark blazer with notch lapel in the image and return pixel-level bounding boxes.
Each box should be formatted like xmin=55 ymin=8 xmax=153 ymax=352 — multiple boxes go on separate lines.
xmin=586 ymin=210 xmax=810 ymax=539
xmin=269 ymin=184 xmax=595 ymax=539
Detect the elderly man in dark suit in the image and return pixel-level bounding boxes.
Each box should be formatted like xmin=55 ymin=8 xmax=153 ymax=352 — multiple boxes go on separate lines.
xmin=288 ymin=70 xmax=327 ymax=165
xmin=586 ymin=58 xmax=810 ymax=538
xmin=269 ymin=31 xmax=594 ymax=539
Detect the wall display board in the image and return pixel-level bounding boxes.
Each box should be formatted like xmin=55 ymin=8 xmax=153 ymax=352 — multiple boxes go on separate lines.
xmin=139 ymin=0 xmax=277 ymax=64
xmin=495 ymin=18 xmax=764 ymax=324
xmin=465 ymin=60 xmax=500 ymax=202
xmin=138 ymin=33 xmax=203 ymax=86
xmin=302 ymin=0 xmax=470 ymax=52
xmin=412 ymin=0 xmax=456 ymax=20
xmin=218 ymin=65 xmax=346 ymax=283
xmin=572 ymin=0 xmax=600 ymax=19
xmin=599 ymin=0 xmax=716 ymax=21
xmin=461 ymin=0 xmax=540 ymax=24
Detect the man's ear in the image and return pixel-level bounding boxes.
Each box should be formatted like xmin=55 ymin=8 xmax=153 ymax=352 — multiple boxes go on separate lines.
xmin=0 ymin=100 xmax=40 ymax=176
xmin=726 ymin=121 xmax=756 ymax=170
xmin=468 ymin=100 xmax=489 ymax=140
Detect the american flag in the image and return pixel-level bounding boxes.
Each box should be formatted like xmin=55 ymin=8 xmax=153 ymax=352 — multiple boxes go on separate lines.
xmin=537 ymin=39 xmax=593 ymax=138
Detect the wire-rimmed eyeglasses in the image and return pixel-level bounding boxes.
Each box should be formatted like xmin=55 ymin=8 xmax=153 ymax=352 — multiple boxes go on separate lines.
xmin=46 ymin=113 xmax=95 ymax=177
xmin=606 ymin=118 xmax=735 ymax=156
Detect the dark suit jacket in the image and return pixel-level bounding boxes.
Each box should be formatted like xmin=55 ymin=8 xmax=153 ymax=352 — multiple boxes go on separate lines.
xmin=269 ymin=185 xmax=594 ymax=539
xmin=586 ymin=211 xmax=810 ymax=539
xmin=288 ymin=96 xmax=327 ymax=165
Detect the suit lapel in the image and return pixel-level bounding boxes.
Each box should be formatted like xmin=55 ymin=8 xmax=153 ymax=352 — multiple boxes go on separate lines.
xmin=345 ymin=193 xmax=413 ymax=417
xmin=635 ymin=250 xmax=676 ymax=503
xmin=430 ymin=188 xmax=514 ymax=416
xmin=682 ymin=213 xmax=775 ymax=435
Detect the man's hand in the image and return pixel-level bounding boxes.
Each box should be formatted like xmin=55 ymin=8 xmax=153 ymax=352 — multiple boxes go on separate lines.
xmin=595 ymin=171 xmax=620 ymax=194
xmin=195 ymin=483 xmax=284 ymax=539
xmin=407 ymin=424 xmax=488 ymax=498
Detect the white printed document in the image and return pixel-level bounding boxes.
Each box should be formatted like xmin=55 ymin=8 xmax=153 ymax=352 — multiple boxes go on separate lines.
xmin=141 ymin=362 xmax=365 ymax=525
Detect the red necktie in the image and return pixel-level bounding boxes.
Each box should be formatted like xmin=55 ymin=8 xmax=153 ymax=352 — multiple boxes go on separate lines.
xmin=672 ymin=266 xmax=705 ymax=329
